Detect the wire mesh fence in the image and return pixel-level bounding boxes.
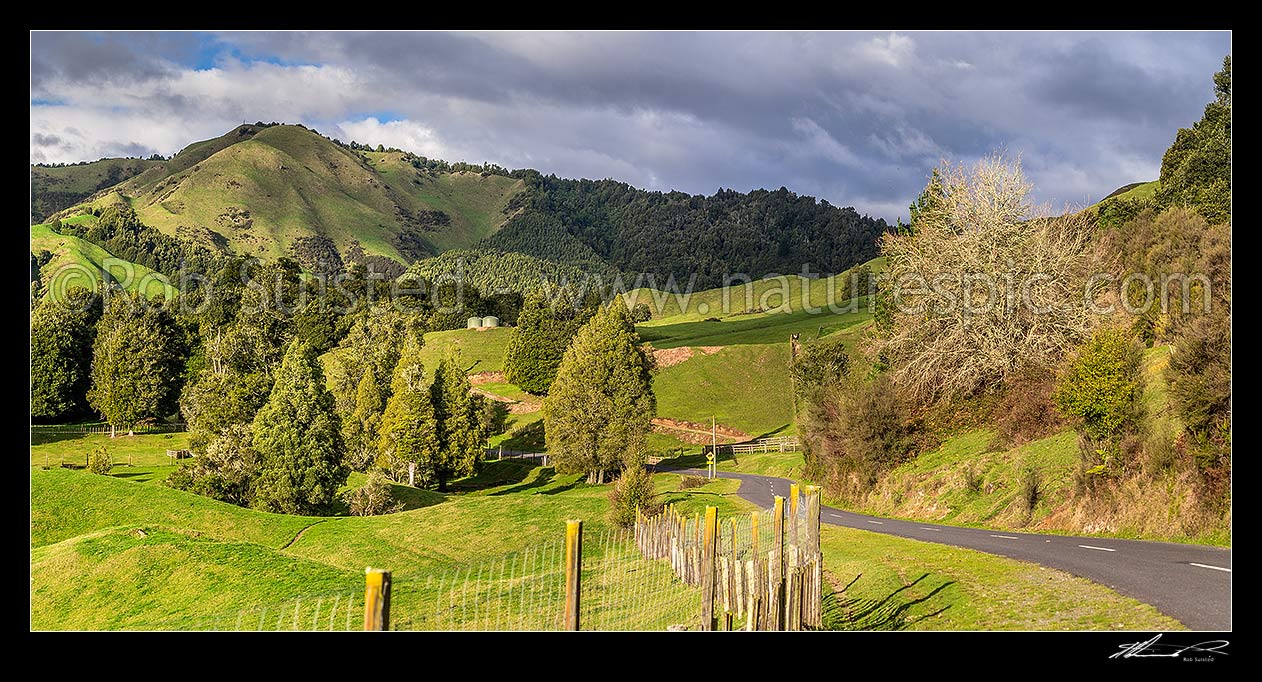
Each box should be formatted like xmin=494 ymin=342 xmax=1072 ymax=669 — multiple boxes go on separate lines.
xmin=139 ymin=488 xmax=823 ymax=632
xmin=147 ymin=590 xmax=361 ymax=631
xmin=388 ymin=528 xmax=701 ymax=631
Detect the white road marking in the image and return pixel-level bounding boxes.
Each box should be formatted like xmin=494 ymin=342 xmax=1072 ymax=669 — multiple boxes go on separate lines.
xmin=1189 ymin=562 xmax=1231 ymax=573
xmin=1078 ymin=545 xmax=1116 ymax=552
xmin=867 ymin=520 xmax=884 ymax=525
xmin=989 ymin=534 xmax=1019 ymax=539
xmin=920 ymin=527 xmax=942 ymax=532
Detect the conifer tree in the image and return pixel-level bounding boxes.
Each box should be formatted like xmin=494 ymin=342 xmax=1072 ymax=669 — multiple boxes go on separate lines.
xmin=378 ymin=334 xmax=443 ymax=488
xmin=250 ymin=339 xmax=348 ymax=514
xmin=543 ymin=304 xmax=655 ymax=483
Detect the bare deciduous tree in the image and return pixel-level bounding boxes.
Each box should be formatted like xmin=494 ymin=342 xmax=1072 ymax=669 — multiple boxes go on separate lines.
xmin=877 ymin=154 xmax=1105 ymax=404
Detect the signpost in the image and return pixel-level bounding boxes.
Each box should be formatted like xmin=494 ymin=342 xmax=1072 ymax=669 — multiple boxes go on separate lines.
xmin=705 ymin=451 xmax=716 ymax=479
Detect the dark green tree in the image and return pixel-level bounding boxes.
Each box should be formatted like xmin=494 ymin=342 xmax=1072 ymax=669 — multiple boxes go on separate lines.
xmin=1155 ymin=56 xmax=1231 ymax=224
xmin=30 ymin=287 xmax=102 ymax=420
xmin=542 ymin=304 xmax=655 ymax=483
xmin=378 ymin=334 xmax=444 ymax=488
xmin=904 ymin=167 xmax=946 ymax=235
xmin=250 ymin=339 xmax=348 ymax=514
xmin=504 ymin=292 xmax=592 ymax=394
xmin=343 ymin=366 xmax=387 ymax=471
xmin=432 ymin=351 xmax=486 ymax=480
xmin=87 ymin=291 xmax=184 ymax=436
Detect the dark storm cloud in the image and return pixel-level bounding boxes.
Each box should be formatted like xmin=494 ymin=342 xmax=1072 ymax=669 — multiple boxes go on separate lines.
xmin=30 ymin=30 xmax=1231 ymax=221
xmin=31 ymin=32 xmax=172 ymax=93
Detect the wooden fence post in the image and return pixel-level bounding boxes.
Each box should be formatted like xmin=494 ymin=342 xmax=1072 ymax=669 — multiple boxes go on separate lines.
xmin=700 ymin=506 xmax=718 ymax=631
xmin=564 ymin=520 xmax=583 ymax=631
xmin=771 ymin=495 xmax=785 ymax=630
xmin=363 ymin=567 xmax=392 ymax=631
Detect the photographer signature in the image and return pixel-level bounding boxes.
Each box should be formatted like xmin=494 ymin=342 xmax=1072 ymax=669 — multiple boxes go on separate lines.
xmin=1111 ymin=634 xmax=1229 ymax=660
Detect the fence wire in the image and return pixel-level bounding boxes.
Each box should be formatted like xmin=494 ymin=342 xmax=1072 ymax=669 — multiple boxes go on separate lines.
xmin=148 ymin=590 xmax=361 ymax=631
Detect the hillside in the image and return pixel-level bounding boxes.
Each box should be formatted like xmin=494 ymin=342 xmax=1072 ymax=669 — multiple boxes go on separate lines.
xmin=52 ymin=124 xmax=525 ymax=268
xmin=31 ymin=217 xmax=176 ymax=301
xmin=31 ymin=157 xmax=161 ymax=223
xmin=43 ymin=124 xmax=890 ymax=288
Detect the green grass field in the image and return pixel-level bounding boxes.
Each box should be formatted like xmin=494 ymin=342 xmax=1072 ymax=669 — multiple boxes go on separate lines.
xmin=418 ymin=326 xmax=513 ymax=375
xmin=31 ymin=433 xmax=1182 ymax=630
xmin=31 ymin=222 xmax=177 ymax=301
xmin=622 ymin=257 xmax=886 ymax=323
xmin=652 ymin=343 xmax=795 ymax=437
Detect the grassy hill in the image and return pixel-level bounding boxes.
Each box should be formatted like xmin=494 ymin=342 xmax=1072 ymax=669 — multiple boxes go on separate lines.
xmin=845 ymin=346 xmax=1229 ymax=546
xmin=31 ymin=217 xmax=176 ymax=301
xmin=1098 ymin=180 xmax=1159 ymax=205
xmin=30 ymin=437 xmax=1179 ymax=631
xmin=31 ymin=158 xmax=161 ymax=223
xmin=51 ymin=124 xmax=525 ymax=267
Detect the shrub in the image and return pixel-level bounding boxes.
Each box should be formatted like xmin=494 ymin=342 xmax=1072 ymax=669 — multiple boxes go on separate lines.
xmin=679 ymin=476 xmax=708 ymax=490
xmin=1167 ymin=309 xmax=1231 ymax=463
xmin=993 ymin=365 xmax=1064 ymax=447
xmin=607 ymin=465 xmax=659 ymax=528
xmin=345 ymin=469 xmax=404 ymax=516
xmin=800 ymin=375 xmax=917 ymax=502
xmin=789 ymin=337 xmax=849 ymax=396
xmin=1019 ymin=464 xmax=1041 ymax=518
xmin=1053 ymin=328 xmax=1144 ymax=474
xmin=963 ymin=467 xmax=984 ymax=495
xmin=86 ymin=447 xmax=112 ymax=475
xmin=630 ymin=303 xmax=652 ymax=323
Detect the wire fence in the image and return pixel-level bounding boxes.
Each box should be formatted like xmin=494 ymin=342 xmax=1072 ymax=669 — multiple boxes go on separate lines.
xmin=146 ymin=590 xmax=361 ymax=631
xmin=140 ymin=489 xmax=822 ymax=632
xmin=31 ymin=422 xmax=188 ymax=435
xmin=389 ymin=528 xmax=701 ymax=631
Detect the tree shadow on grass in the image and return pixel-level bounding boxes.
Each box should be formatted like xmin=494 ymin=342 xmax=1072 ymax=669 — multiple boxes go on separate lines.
xmin=820 ymin=573 xmax=954 ymax=631
xmin=537 ymin=479 xmax=581 ymax=495
xmin=490 ymin=467 xmax=557 ymax=496
xmin=447 ymin=459 xmax=537 ymax=493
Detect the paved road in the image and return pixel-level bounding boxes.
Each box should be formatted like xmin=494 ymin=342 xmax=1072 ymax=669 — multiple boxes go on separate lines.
xmin=660 ymin=466 xmax=1232 ymax=630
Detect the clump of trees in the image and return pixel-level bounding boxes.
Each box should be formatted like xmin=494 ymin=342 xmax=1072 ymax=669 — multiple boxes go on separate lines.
xmin=377 ymin=336 xmax=490 ymax=490
xmin=543 ymin=303 xmax=655 ymax=484
xmin=1155 ymin=56 xmax=1231 ymax=224
xmin=31 ymin=287 xmax=102 ymax=421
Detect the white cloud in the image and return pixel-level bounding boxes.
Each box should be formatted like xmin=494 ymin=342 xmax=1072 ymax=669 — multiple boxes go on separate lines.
xmin=334 ymin=118 xmax=450 ymax=160
xmin=855 ymin=32 xmax=916 ymax=67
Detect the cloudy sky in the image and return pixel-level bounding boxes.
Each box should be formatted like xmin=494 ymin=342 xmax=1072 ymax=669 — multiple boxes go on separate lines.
xmin=30 ymin=30 xmax=1230 ymax=222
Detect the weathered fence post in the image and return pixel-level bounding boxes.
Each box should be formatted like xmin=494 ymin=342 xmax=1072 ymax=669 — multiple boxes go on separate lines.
xmin=363 ymin=567 xmax=392 ymax=631
xmin=700 ymin=506 xmax=718 ymax=630
xmin=771 ymin=495 xmax=786 ymax=630
xmin=564 ymin=519 xmax=583 ymax=631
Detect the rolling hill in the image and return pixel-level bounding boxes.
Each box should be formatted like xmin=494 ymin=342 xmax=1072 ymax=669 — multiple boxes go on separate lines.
xmin=53 ymin=124 xmax=526 ymax=267
xmin=31 ymin=216 xmax=176 ymax=301
xmin=41 ymin=124 xmax=891 ymax=288
xmin=31 ymin=157 xmax=162 ymax=223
